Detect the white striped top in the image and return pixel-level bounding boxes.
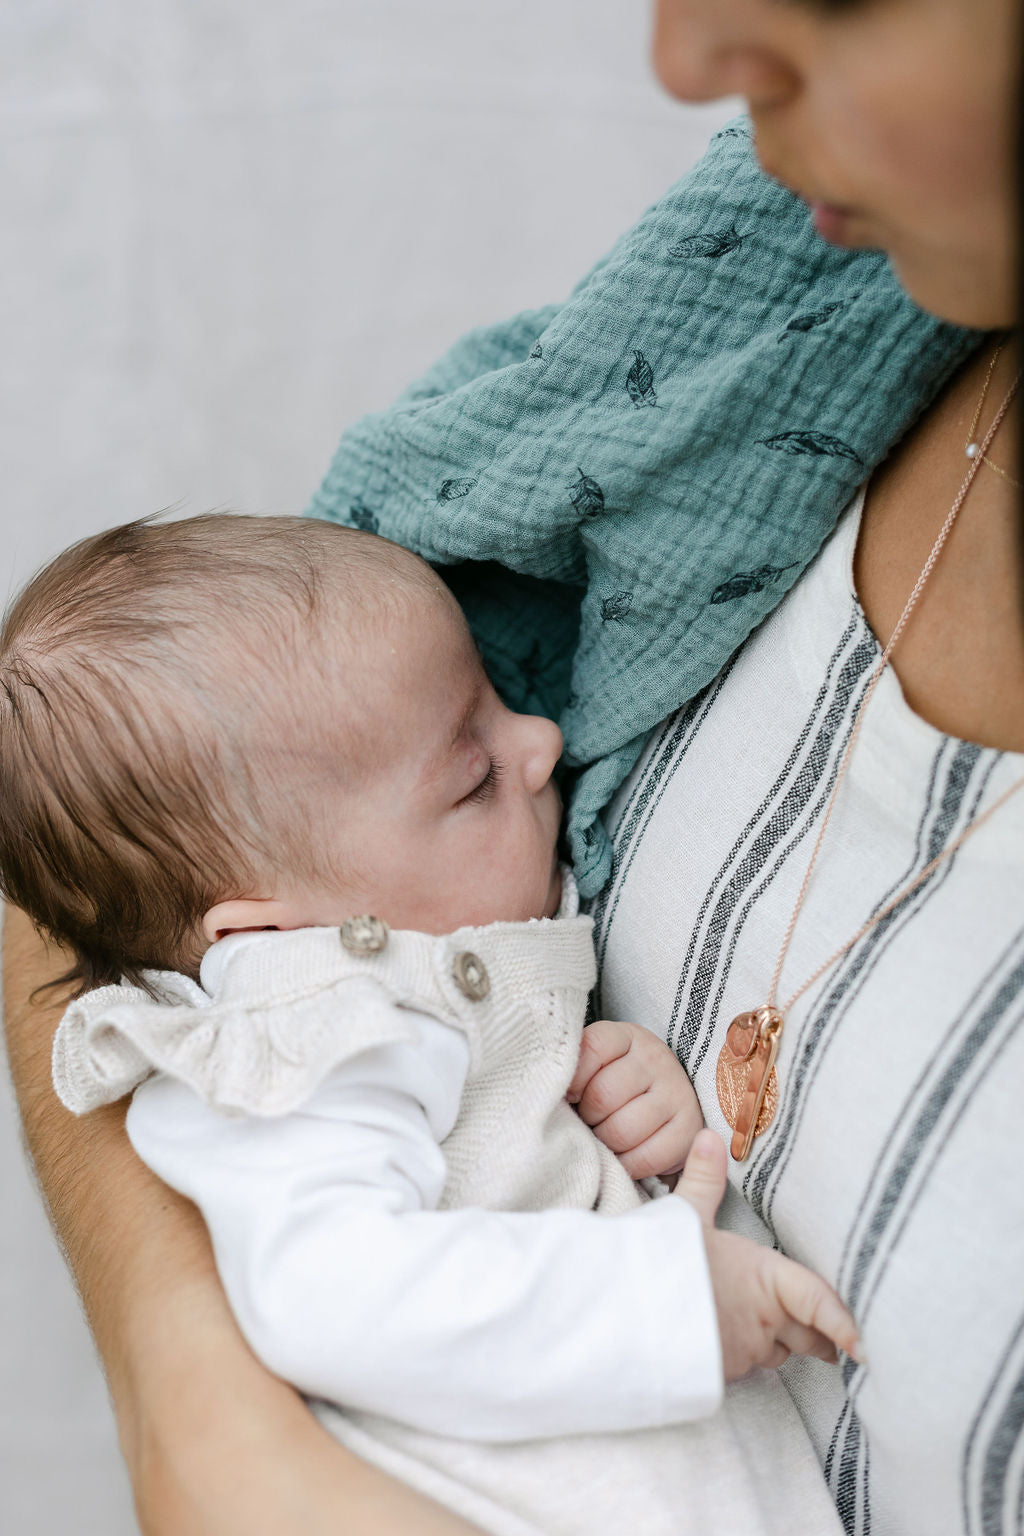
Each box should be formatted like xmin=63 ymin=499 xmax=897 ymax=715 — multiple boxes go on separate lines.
xmin=592 ymin=488 xmax=1024 ymax=1536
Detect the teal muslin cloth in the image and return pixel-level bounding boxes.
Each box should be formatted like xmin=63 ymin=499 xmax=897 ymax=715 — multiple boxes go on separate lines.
xmin=307 ymin=121 xmax=975 ymax=895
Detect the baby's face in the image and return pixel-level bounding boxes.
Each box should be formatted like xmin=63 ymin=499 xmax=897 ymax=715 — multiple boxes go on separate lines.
xmin=278 ymin=574 xmax=564 ymax=935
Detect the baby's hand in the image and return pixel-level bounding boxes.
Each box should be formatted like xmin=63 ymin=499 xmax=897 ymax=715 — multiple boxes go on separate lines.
xmin=566 ymin=1019 xmax=703 ymax=1181
xmin=675 ymin=1130 xmax=862 ymax=1378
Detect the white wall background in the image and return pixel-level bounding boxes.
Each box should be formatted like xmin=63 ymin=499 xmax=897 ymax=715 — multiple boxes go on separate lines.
xmin=0 ymin=4 xmax=735 ymax=1529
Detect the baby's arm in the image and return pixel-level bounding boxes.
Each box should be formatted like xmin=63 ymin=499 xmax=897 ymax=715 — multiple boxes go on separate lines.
xmin=126 ymin=1013 xmax=725 ymax=1444
xmin=570 ymin=1022 xmax=863 ymax=1376
xmin=568 ymin=1019 xmax=704 ymax=1182
xmin=674 ymin=1131 xmax=865 ymax=1376
xmin=2 ymin=906 xmax=479 ymax=1536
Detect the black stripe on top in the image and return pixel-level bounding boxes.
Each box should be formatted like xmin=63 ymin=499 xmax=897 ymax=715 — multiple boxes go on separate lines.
xmin=591 ymin=662 xmax=738 ymax=999
xmin=964 ymin=1311 xmax=1024 ymax=1536
xmin=845 ymin=922 xmax=1024 ymax=1324
xmin=668 ymin=617 xmax=871 ymax=1071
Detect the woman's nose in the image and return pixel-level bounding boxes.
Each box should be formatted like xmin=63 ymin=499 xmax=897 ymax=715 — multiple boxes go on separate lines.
xmin=519 ymin=714 xmax=563 ymax=795
xmin=651 ymin=0 xmax=798 ymax=112
xmin=652 ymin=0 xmax=727 ymax=103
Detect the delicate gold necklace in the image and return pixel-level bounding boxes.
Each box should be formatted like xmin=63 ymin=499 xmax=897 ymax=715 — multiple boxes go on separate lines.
xmin=716 ymin=350 xmax=1024 ymax=1162
xmin=965 ymin=341 xmax=1024 ymax=489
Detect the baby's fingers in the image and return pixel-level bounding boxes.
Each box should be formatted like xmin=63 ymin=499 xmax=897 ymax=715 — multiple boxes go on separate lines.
xmin=615 ymin=1116 xmax=693 ymax=1181
xmin=574 ymin=1052 xmax=654 ymax=1126
xmin=566 ymin=1020 xmax=634 ymax=1104
xmin=773 ymin=1255 xmax=863 ymax=1363
xmin=775 ymin=1318 xmax=839 ymax=1366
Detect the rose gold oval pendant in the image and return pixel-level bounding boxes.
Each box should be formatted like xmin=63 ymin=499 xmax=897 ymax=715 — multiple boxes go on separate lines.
xmin=715 ymin=1006 xmax=783 ymax=1161
xmin=715 ymin=1047 xmax=779 ymax=1136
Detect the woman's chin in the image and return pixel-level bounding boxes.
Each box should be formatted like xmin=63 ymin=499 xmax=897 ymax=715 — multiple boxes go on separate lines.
xmin=885 ymin=246 xmax=1017 ymax=330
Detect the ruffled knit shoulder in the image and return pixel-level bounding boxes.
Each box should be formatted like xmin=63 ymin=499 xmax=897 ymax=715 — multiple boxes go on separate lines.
xmin=52 ymin=959 xmax=421 ymax=1118
xmin=53 ymin=877 xmax=585 ymax=1118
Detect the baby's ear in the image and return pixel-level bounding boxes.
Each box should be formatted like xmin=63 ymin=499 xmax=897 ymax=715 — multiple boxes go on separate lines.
xmin=202 ymin=897 xmax=306 ymax=944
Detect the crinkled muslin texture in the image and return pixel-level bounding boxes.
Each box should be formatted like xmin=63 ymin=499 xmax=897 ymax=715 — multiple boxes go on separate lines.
xmin=305 ymin=119 xmax=975 ymax=895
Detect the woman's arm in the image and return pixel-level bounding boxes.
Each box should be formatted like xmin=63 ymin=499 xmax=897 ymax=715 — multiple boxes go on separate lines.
xmin=1 ymin=904 xmax=480 ymax=1536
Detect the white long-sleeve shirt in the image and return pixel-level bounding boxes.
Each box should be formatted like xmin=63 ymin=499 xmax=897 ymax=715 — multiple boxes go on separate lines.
xmin=127 ymin=1008 xmax=722 ymax=1441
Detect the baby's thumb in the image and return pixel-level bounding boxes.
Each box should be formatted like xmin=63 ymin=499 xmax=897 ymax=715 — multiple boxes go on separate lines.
xmin=673 ymin=1130 xmax=728 ymax=1228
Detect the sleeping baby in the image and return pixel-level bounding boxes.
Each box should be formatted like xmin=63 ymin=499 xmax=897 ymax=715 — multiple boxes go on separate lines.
xmin=0 ymin=513 xmax=857 ymax=1536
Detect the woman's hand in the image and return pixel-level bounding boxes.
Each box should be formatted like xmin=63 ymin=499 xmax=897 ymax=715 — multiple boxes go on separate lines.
xmin=567 ymin=1018 xmax=704 ymax=1181
xmin=675 ymin=1129 xmax=863 ymax=1379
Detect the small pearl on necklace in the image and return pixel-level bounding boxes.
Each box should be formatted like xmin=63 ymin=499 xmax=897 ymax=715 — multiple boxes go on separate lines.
xmin=965 ymin=442 xmax=980 ymax=459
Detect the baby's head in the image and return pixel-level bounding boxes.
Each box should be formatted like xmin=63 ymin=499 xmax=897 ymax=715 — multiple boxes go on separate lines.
xmin=0 ymin=515 xmax=563 ymax=994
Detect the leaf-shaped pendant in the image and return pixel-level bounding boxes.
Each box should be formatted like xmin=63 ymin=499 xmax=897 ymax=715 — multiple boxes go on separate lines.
xmin=716 ymin=1007 xmax=782 ymax=1161
xmin=626 ymin=350 xmax=657 ymax=407
xmin=757 ymin=431 xmax=863 ymax=463
xmin=668 ymin=226 xmax=744 ymax=259
xmin=568 ymin=468 xmax=605 ymax=518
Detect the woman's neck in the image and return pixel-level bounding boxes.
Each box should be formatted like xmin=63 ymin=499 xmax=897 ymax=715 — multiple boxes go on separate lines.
xmin=855 ymin=337 xmax=1024 ymax=754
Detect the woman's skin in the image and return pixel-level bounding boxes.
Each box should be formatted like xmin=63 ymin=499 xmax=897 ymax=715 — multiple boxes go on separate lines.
xmin=3 ymin=0 xmax=1021 ymax=1529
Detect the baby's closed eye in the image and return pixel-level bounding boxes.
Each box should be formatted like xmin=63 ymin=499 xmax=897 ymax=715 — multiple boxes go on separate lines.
xmin=458 ymin=757 xmax=505 ymax=806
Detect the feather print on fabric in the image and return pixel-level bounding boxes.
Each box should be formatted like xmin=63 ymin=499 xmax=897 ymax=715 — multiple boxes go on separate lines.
xmin=348 ymin=501 xmax=379 ymax=533
xmin=780 ymin=301 xmax=849 ymax=338
xmin=568 ymin=469 xmax=605 ymax=518
xmin=757 ymin=431 xmax=863 ymax=463
xmin=626 ymin=352 xmax=658 ymax=408
xmin=600 ymin=591 xmax=634 ymax=622
xmin=667 ymin=226 xmax=744 ymax=259
xmin=436 ymin=477 xmax=478 ymax=504
xmin=710 ymin=564 xmax=799 ymax=604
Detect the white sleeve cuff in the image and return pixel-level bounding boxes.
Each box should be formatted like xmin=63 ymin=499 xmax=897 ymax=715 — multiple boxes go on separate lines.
xmin=623 ymin=1195 xmax=724 ymax=1423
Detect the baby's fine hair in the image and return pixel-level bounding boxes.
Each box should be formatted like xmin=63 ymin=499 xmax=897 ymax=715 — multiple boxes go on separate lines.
xmin=0 ymin=513 xmax=433 ymax=995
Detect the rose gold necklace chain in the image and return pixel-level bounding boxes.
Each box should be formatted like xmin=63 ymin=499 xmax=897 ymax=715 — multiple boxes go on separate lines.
xmin=965 ymin=341 xmax=1024 ymax=490
xmin=716 ymin=350 xmax=1024 ymax=1162
xmin=769 ymin=357 xmax=1023 ymax=1015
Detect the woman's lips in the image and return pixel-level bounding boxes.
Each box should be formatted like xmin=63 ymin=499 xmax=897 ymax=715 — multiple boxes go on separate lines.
xmin=759 ymin=157 xmax=860 ymax=248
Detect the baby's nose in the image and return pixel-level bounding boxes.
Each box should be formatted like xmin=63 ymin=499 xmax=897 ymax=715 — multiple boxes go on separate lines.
xmin=521 ymin=714 xmax=563 ymax=793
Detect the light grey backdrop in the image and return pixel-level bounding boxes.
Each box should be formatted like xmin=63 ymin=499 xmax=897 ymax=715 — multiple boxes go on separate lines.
xmin=0 ymin=4 xmax=735 ymax=1530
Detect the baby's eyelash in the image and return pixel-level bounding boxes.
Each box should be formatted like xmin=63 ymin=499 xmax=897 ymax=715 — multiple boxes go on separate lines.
xmin=461 ymin=758 xmax=505 ymax=805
